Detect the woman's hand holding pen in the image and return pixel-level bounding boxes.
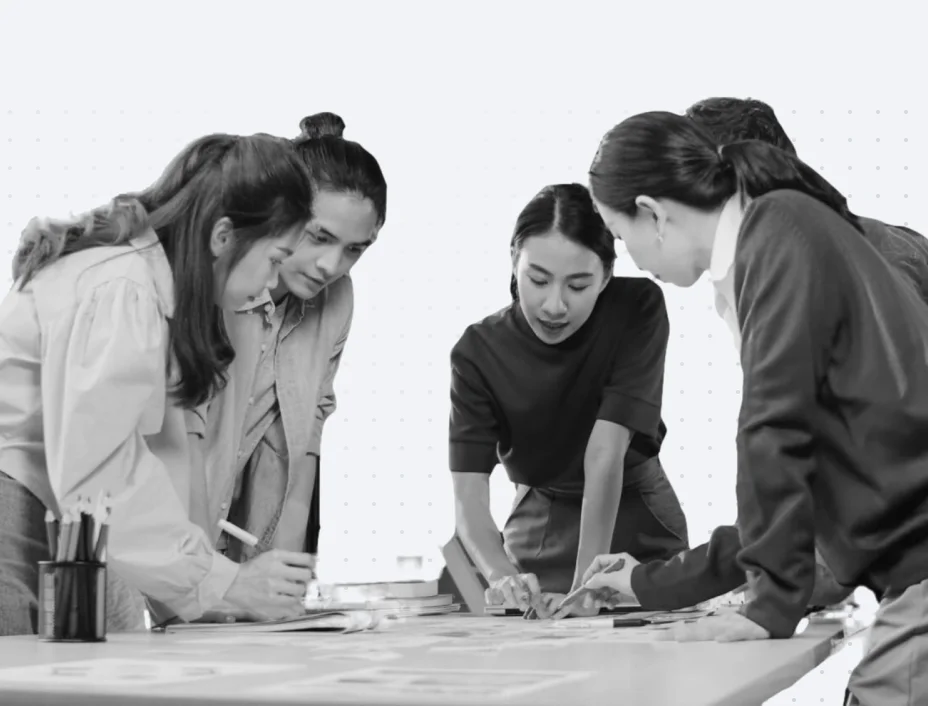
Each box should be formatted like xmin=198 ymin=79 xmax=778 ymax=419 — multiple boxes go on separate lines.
xmin=224 ymin=549 xmax=315 ymax=621
xmin=580 ymin=552 xmax=640 ymax=598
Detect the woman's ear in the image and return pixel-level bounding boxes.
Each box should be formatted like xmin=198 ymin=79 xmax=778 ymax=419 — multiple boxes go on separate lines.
xmin=634 ymin=196 xmax=668 ymax=242
xmin=209 ymin=217 xmax=235 ymax=258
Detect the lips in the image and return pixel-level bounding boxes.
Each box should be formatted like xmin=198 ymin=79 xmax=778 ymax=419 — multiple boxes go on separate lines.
xmin=538 ymin=319 xmax=568 ymax=333
xmin=305 ymin=275 xmax=326 ymax=288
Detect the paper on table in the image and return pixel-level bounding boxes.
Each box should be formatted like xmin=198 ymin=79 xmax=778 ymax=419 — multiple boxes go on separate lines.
xmin=0 ymin=659 xmax=293 ymax=689
xmin=260 ymin=666 xmax=591 ymax=700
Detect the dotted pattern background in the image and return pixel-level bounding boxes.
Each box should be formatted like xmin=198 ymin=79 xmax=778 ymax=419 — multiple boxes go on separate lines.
xmin=1 ymin=1 xmax=925 ymax=701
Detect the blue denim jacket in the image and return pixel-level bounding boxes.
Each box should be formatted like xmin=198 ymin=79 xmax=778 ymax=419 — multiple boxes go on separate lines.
xmin=202 ymin=275 xmax=354 ymax=557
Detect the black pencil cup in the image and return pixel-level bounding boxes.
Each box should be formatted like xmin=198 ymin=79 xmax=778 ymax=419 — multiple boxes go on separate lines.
xmin=37 ymin=561 xmax=107 ymax=642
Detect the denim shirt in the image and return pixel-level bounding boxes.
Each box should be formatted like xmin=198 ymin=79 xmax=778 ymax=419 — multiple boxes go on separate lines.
xmin=202 ymin=275 xmax=354 ymax=558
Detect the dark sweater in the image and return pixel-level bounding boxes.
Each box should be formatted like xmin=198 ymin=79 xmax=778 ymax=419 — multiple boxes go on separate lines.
xmin=630 ymin=217 xmax=928 ymax=617
xmin=713 ymin=190 xmax=928 ymax=638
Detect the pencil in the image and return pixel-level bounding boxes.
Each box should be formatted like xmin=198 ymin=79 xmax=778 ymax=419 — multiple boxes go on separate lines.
xmin=45 ymin=510 xmax=59 ymax=562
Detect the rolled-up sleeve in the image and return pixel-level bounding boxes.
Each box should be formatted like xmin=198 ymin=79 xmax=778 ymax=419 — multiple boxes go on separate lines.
xmin=40 ymin=278 xmax=239 ymax=621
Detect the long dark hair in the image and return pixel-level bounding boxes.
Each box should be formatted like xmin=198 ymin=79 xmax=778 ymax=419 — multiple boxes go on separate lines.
xmin=13 ymin=133 xmax=314 ymax=408
xmin=510 ymin=183 xmax=616 ymax=300
xmin=589 ymin=111 xmax=861 ymax=232
xmin=292 ymin=112 xmax=387 ymax=227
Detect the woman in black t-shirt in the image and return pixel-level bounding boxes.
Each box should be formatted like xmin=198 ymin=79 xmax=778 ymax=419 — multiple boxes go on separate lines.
xmin=448 ymin=183 xmax=689 ymax=619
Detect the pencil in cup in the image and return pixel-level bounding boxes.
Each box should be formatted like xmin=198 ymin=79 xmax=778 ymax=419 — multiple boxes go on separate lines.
xmin=39 ymin=497 xmax=110 ymax=642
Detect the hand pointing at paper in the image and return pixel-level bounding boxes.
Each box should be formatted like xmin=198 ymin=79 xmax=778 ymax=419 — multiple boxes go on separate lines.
xmin=581 ymin=553 xmax=640 ymax=599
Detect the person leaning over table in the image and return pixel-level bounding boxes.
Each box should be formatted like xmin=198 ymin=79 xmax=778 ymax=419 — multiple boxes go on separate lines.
xmin=191 ymin=113 xmax=386 ymax=619
xmin=449 ymin=183 xmax=689 ymax=620
xmin=0 ymin=132 xmax=318 ymax=635
xmin=576 ymin=97 xmax=928 ymax=617
xmin=580 ymin=109 xmax=928 ymax=706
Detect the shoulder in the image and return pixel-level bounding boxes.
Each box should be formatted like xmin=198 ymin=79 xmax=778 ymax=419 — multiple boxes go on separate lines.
xmin=738 ymin=190 xmax=846 ymax=260
xmin=451 ymin=304 xmax=513 ymax=364
xmin=30 ymin=246 xmax=163 ymax=321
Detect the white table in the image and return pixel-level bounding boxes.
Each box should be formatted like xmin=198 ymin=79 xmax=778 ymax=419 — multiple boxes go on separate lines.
xmin=0 ymin=614 xmax=849 ymax=706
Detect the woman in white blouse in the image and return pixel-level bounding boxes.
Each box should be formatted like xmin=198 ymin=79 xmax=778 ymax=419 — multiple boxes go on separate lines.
xmin=0 ymin=132 xmax=317 ymax=635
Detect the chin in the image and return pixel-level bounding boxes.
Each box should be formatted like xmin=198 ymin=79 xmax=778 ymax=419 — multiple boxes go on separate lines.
xmin=281 ymin=275 xmax=314 ymax=301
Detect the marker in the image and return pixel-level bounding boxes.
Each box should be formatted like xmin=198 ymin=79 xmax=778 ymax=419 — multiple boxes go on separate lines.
xmin=217 ymin=519 xmax=263 ymax=549
xmin=552 ymin=617 xmax=660 ymax=629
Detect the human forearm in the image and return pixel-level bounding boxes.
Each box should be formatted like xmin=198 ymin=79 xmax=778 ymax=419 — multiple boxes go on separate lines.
xmin=574 ymin=422 xmax=630 ymax=589
xmin=456 ymin=504 xmax=518 ymax=581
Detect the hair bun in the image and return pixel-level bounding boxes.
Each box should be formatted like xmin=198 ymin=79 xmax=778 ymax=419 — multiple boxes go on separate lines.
xmin=298 ymin=112 xmax=346 ymax=140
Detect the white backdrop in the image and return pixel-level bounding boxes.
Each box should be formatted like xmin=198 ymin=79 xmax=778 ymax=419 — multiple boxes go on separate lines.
xmin=1 ymin=0 xmax=924 ymax=596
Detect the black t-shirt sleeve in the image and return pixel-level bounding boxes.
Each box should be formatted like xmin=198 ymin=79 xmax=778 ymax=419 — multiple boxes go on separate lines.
xmin=448 ymin=332 xmax=499 ymax=474
xmin=596 ymin=279 xmax=669 ymax=437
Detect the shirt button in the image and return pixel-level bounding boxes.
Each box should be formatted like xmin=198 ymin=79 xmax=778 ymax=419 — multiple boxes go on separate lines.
xmin=260 ymin=344 xmax=267 ymax=352
xmin=237 ymin=451 xmax=244 ymax=458
xmin=220 ymin=502 xmax=228 ymax=511
xmin=247 ymin=397 xmax=255 ymax=406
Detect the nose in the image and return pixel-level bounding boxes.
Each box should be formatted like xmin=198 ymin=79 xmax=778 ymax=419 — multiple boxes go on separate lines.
xmin=541 ymin=291 xmax=568 ymax=319
xmin=316 ymin=247 xmax=342 ymax=280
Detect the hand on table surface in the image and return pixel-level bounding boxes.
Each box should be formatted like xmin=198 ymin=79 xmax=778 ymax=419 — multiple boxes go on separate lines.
xmin=224 ymin=549 xmax=315 ymax=621
xmin=657 ymin=611 xmax=771 ymax=643
xmin=484 ymin=572 xmax=543 ymax=613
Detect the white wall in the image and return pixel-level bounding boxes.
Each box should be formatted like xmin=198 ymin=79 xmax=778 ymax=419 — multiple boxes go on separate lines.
xmin=1 ymin=1 xmax=923 ymax=590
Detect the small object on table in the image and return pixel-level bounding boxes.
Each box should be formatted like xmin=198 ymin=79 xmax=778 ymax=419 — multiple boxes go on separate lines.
xmin=38 ymin=494 xmax=110 ymax=643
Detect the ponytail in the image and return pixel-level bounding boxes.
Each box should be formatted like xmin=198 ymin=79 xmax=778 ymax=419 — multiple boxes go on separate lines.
xmin=589 ymin=111 xmax=864 ymax=235
xmin=721 ymin=140 xmax=863 ymax=233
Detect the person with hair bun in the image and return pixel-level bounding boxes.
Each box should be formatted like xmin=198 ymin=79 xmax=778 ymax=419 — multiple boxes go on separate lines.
xmin=202 ymin=113 xmax=386 ymax=575
xmin=448 ymin=182 xmax=689 ymax=620
xmin=0 ymin=132 xmax=318 ymax=635
xmin=583 ymin=110 xmax=928 ymax=706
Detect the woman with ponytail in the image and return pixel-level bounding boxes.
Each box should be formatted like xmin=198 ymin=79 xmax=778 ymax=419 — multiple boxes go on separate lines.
xmin=203 ymin=113 xmax=386 ymax=573
xmin=583 ymin=111 xmax=928 ymax=706
xmin=0 ymin=133 xmax=318 ymax=635
xmin=448 ymin=182 xmax=688 ymax=619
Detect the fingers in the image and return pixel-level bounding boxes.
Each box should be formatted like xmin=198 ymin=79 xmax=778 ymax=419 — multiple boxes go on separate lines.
xmin=583 ymin=573 xmax=612 ymax=590
xmin=272 ymin=578 xmax=307 ymax=599
xmin=279 ymin=564 xmax=314 ymax=585
xmin=270 ymin=549 xmax=315 ymax=568
xmin=581 ymin=554 xmax=617 ymax=585
xmin=500 ymin=582 xmax=523 ymax=609
xmin=521 ymin=573 xmax=542 ymax=597
xmin=484 ymin=587 xmax=505 ymax=606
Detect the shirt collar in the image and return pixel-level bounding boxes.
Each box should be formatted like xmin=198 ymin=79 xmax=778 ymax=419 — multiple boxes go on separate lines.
xmin=129 ymin=229 xmax=175 ymax=317
xmin=709 ymin=193 xmax=749 ymax=283
xmin=236 ymin=289 xmax=314 ymax=322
